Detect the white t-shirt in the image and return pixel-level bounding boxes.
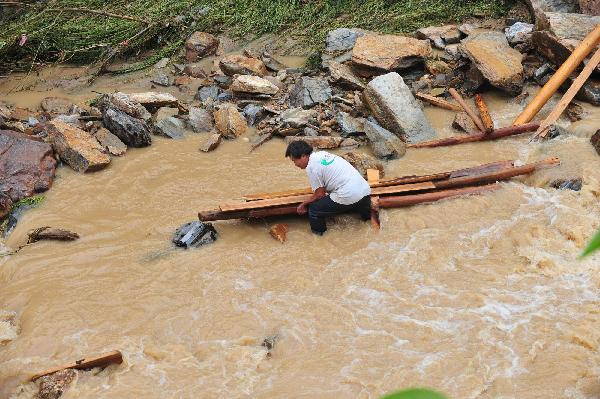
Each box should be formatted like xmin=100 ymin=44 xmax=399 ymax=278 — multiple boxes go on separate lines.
xmin=306 ymin=151 xmax=371 ymax=205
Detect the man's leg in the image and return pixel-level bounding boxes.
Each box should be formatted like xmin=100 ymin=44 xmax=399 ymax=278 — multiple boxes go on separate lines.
xmin=354 ymin=195 xmax=372 ymax=221
xmin=308 ymin=196 xmax=350 ymax=234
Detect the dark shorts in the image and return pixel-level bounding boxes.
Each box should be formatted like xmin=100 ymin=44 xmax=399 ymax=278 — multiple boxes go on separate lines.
xmin=308 ymin=195 xmax=371 ymax=234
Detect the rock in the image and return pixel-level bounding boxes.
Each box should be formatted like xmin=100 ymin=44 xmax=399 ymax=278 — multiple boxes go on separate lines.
xmin=591 ymin=129 xmax=600 ymax=155
xmin=0 ymin=310 xmax=18 ymax=343
xmin=155 ymin=107 xmax=179 ymax=123
xmin=565 ymin=102 xmax=585 ymax=121
xmin=0 ymin=130 xmax=56 ymax=218
xmin=363 ymin=72 xmax=436 ymax=144
xmin=185 ymin=31 xmax=219 ymax=62
xmin=217 ymin=91 xmax=234 ymax=102
xmin=363 ymin=118 xmax=406 ymax=159
xmin=230 ymin=75 xmax=280 ymax=95
xmin=151 ymin=73 xmax=170 ymax=87
xmin=341 ymin=151 xmax=384 ymax=178
xmin=261 ymin=52 xmax=286 ymax=72
xmin=52 ymin=114 xmax=81 ymax=126
xmin=533 ymin=12 xmax=600 ymax=69
xmin=213 ymin=104 xmax=248 ymax=138
xmin=269 ymin=223 xmax=289 ymax=243
xmin=304 ymin=127 xmax=319 ymax=136
xmin=188 ymin=107 xmax=214 ymax=132
xmin=351 ymin=34 xmax=431 ymax=74
xmin=580 ymin=0 xmax=600 ymax=14
xmin=327 ymin=61 xmax=365 ymax=90
xmin=425 ymin=59 xmax=451 ymax=75
xmin=289 ymin=77 xmax=332 ymax=108
xmin=154 ymin=117 xmax=186 ymax=139
xmin=172 ymin=221 xmax=217 ymax=248
xmin=37 ymin=369 xmax=77 ymax=399
xmin=182 ymin=63 xmax=207 ymax=78
xmin=546 ymin=124 xmax=569 ymax=138
xmin=550 ymin=177 xmax=582 ymax=191
xmin=538 ymin=70 xmax=600 ymax=105
xmin=242 ymin=104 xmax=265 ymax=126
xmin=452 ymin=112 xmax=478 ymax=133
xmin=219 ymin=54 xmax=268 ymax=76
xmin=336 ymin=112 xmax=365 ymax=137
xmin=174 ymin=76 xmax=192 ymax=87
xmin=93 ymin=128 xmax=127 ymax=156
xmin=196 ymin=85 xmax=220 ymax=103
xmin=40 ymin=97 xmax=80 ymax=115
xmin=325 ymin=28 xmax=366 ymax=54
xmin=102 ymin=107 xmax=152 ymax=147
xmin=199 ymin=133 xmax=222 ymax=152
xmin=505 ymin=22 xmax=534 ymax=45
xmin=285 ymin=136 xmax=359 ymax=150
xmin=47 ymin=120 xmax=110 ymax=172
xmin=460 ymin=30 xmax=524 ymax=95
xmin=444 ymin=44 xmax=461 ymax=61
xmin=98 ymin=92 xmax=151 ymax=122
xmin=127 ymin=92 xmax=179 ymax=111
xmin=523 ymin=0 xmax=579 ymax=13
xmin=27 ymin=226 xmax=79 ymax=243
xmin=154 ymin=57 xmax=169 ymax=69
xmin=415 ymin=25 xmax=462 ymax=45
xmin=279 ymin=107 xmax=318 ymax=128
xmin=214 ymin=75 xmax=233 ymax=88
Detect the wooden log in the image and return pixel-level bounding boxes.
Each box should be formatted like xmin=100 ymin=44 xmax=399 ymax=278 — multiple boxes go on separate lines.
xmin=448 ymin=88 xmax=487 ymax=133
xmin=513 ymin=24 xmax=600 ymax=125
xmin=379 ymin=184 xmax=501 ymax=208
xmin=367 ymin=169 xmax=381 ymax=231
xmin=31 ymin=350 xmax=123 ymax=381
xmin=474 ymin=94 xmax=494 ymax=133
xmin=415 ymin=92 xmax=462 ymax=112
xmin=407 ymin=122 xmax=540 ymax=148
xmin=535 ymin=46 xmax=600 ymax=139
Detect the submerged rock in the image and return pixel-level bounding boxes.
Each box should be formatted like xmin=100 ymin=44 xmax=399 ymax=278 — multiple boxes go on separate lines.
xmin=27 ymin=226 xmax=80 ymax=243
xmin=185 ymin=31 xmax=219 ymax=62
xmin=269 ymin=223 xmax=289 ymax=243
xmin=363 ymin=118 xmax=406 ymax=160
xmin=40 ymin=97 xmax=80 ymax=115
xmin=550 ymin=177 xmax=582 ymax=191
xmin=363 ymin=72 xmax=435 ymax=144
xmin=182 ymin=63 xmax=207 ymax=78
xmin=590 ymin=129 xmax=600 ymax=155
xmin=154 ymin=117 xmax=186 ymax=139
xmin=103 ymin=107 xmax=152 ymax=147
xmin=47 ymin=120 xmax=110 ymax=172
xmin=173 ymin=221 xmax=217 ymax=248
xmin=93 ymin=128 xmax=127 ymax=156
xmin=289 ymin=77 xmax=332 ymax=109
xmin=452 ymin=112 xmax=478 ymax=133
xmin=352 ymin=34 xmax=431 ymax=74
xmin=0 ymin=310 xmax=18 ymax=343
xmin=36 ymin=369 xmax=77 ymax=399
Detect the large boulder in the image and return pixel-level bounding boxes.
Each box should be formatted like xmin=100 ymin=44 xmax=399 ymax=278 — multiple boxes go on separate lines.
xmin=188 ymin=107 xmax=214 ymax=132
xmin=103 ymin=107 xmax=152 ymax=147
xmin=0 ymin=130 xmax=56 ymax=218
xmin=363 ymin=72 xmax=435 ymax=144
xmin=289 ymin=77 xmax=332 ymax=108
xmin=213 ymin=104 xmax=247 ymax=139
xmin=351 ymin=34 xmax=431 ymax=75
xmin=460 ymin=30 xmax=524 ymax=95
xmin=230 ymin=75 xmax=279 ymax=95
xmin=185 ymin=31 xmax=219 ymax=62
xmin=363 ymin=118 xmax=406 ymax=160
xmin=219 ymin=55 xmax=268 ymax=77
xmin=322 ymin=28 xmax=368 ymax=65
xmin=47 ymin=120 xmax=110 ymax=172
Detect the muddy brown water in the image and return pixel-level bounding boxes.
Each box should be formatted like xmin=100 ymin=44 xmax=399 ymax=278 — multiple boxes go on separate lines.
xmin=2 ymin=60 xmax=600 ymax=398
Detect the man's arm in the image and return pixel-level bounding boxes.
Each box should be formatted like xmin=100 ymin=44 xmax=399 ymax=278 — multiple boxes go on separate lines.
xmin=297 ymin=187 xmax=326 ymax=214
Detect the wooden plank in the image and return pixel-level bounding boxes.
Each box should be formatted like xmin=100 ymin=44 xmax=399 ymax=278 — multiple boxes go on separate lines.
xmin=367 ymin=169 xmax=381 ymax=231
xmin=415 ymin=92 xmax=462 ymax=112
xmin=449 ymin=88 xmax=487 ymax=133
xmin=379 ymin=184 xmax=501 ymax=208
xmin=31 ymin=350 xmax=123 ymax=381
xmin=535 ymin=46 xmax=600 ymax=139
xmin=474 ymin=94 xmax=494 ymax=133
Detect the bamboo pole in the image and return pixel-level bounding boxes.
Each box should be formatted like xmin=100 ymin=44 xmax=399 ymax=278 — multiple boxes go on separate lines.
xmin=535 ymin=46 xmax=600 ymax=139
xmin=448 ymin=88 xmax=487 ymax=133
xmin=513 ymin=24 xmax=600 ymax=126
xmin=415 ymin=92 xmax=463 ymax=112
xmin=474 ymin=94 xmax=494 ymax=133
xmin=378 ymin=184 xmax=501 ymax=208
xmin=408 ymin=122 xmax=540 ymax=149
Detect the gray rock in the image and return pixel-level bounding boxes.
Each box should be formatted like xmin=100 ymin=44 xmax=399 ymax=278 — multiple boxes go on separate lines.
xmin=432 ymin=37 xmax=445 ymax=49
xmin=364 ymin=118 xmax=406 ymax=160
xmin=363 ymin=72 xmax=436 ymax=144
xmin=463 ymin=64 xmax=486 ymax=94
xmin=289 ymin=77 xmax=332 ymax=109
xmin=242 ymin=104 xmax=265 ymax=126
xmin=103 ymin=107 xmax=152 ymax=147
xmin=261 ymin=52 xmax=286 ymax=72
xmin=328 ymin=61 xmax=365 ymax=90
xmin=98 ymin=92 xmax=151 ymax=122
xmin=196 ymin=85 xmax=220 ymax=103
xmin=336 ymin=112 xmax=365 ymax=137
xmin=444 ymin=44 xmax=461 ymax=61
xmin=185 ymin=31 xmax=219 ymax=62
xmin=154 ymin=58 xmax=169 ymax=69
xmin=154 ymin=117 xmax=186 ymax=139
xmin=53 ymin=114 xmax=80 ymax=126
xmin=155 ymin=107 xmax=179 ymax=123
xmin=217 ymin=91 xmax=234 ymax=102
xmin=523 ymin=0 xmax=579 ymax=13
xmin=213 ymin=75 xmax=232 ymax=88
xmin=280 ymin=108 xmax=318 ymax=128
xmin=303 ymin=126 xmax=319 ymax=136
xmin=505 ymin=22 xmax=534 ymax=45
xmin=93 ymin=127 xmax=127 ymax=156
xmin=591 ymin=129 xmax=600 ymax=155
xmin=151 ymin=73 xmax=171 ymax=87
xmin=188 ymin=107 xmax=214 ymax=132
xmin=199 ymin=133 xmax=222 ymax=152
xmin=172 ymin=221 xmax=217 ymax=248
xmin=325 ymin=28 xmax=366 ymax=54
xmin=550 ymin=177 xmax=582 ymax=191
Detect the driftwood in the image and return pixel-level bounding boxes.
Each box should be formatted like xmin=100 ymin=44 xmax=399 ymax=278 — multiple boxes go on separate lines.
xmin=474 ymin=94 xmax=494 ymax=133
xmin=415 ymin=92 xmax=462 ymax=112
xmin=513 ymin=24 xmax=600 ymax=125
xmin=449 ymin=88 xmax=487 ymax=133
xmin=407 ymin=122 xmax=540 ymax=148
xmin=27 ymin=227 xmax=79 ymax=244
xmin=535 ymin=46 xmax=600 ymax=139
xmin=31 ymin=351 xmax=123 ymax=381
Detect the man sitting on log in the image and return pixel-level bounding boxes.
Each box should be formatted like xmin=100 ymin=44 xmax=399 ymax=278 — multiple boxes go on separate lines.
xmin=285 ymin=140 xmax=371 ymax=235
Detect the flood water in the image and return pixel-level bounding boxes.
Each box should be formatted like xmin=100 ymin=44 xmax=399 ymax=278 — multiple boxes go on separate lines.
xmin=2 ymin=59 xmax=600 ymax=398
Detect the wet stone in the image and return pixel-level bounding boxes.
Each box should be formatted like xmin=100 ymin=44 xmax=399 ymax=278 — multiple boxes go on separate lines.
xmin=40 ymin=97 xmax=80 ymax=115
xmin=341 ymin=151 xmax=384 ymax=178
xmin=103 ymin=107 xmax=152 ymax=147
xmin=185 ymin=31 xmax=219 ymax=62
xmin=269 ymin=223 xmax=289 ymax=243
xmin=37 ymin=369 xmax=77 ymax=399
xmin=151 ymin=73 xmax=171 ymax=87
xmin=196 ymin=85 xmax=221 ymax=103
xmin=182 ymin=63 xmax=207 ymax=78
xmin=550 ymin=177 xmax=582 ymax=191
xmin=363 ymin=117 xmax=406 ymax=160
xmin=289 ymin=77 xmax=332 ymax=109
xmin=199 ymin=133 xmax=222 ymax=152
xmin=173 ymin=221 xmax=218 ymax=248
xmin=505 ymin=22 xmax=534 ymax=45
xmin=336 ymin=112 xmax=365 ymax=137
xmin=219 ymin=54 xmax=268 ymax=77
xmin=213 ymin=75 xmax=233 ymax=89
xmin=242 ymin=104 xmax=265 ymax=126
xmin=93 ymin=127 xmax=127 ymax=156
xmin=452 ymin=112 xmax=478 ymax=133
xmin=154 ymin=117 xmax=186 ymax=139
xmin=188 ymin=107 xmax=214 ymax=132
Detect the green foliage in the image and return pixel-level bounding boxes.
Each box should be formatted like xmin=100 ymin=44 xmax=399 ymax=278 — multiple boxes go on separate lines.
xmin=12 ymin=195 xmax=45 ymax=209
xmin=0 ymin=0 xmax=514 ymax=72
xmin=380 ymin=388 xmax=448 ymax=399
xmin=580 ymin=227 xmax=600 ymax=258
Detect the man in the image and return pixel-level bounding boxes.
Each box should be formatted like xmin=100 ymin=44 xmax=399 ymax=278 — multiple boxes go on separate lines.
xmin=285 ymin=140 xmax=371 ymax=235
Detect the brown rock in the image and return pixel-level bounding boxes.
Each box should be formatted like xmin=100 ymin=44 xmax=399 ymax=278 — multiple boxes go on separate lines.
xmin=93 ymin=127 xmax=127 ymax=156
xmin=213 ymin=104 xmax=248 ymax=139
xmin=182 ymin=63 xmax=207 ymax=78
xmin=580 ymin=0 xmax=600 ymax=14
xmin=9 ymin=107 xmax=32 ymax=122
xmin=127 ymin=92 xmax=180 ymax=110
xmin=0 ymin=130 xmax=56 ymax=218
xmin=37 ymin=369 xmax=77 ymax=399
xmin=174 ymin=75 xmax=192 ymax=86
xmin=47 ymin=120 xmax=110 ymax=172
xmin=452 ymin=112 xmax=479 ymax=133
xmin=328 ymin=61 xmax=365 ymax=90
xmin=219 ymin=55 xmax=268 ymax=77
xmin=415 ymin=25 xmax=462 ymax=44
xmin=341 ymin=151 xmax=384 ymax=178
xmin=40 ymin=97 xmax=79 ymax=115
xmin=199 ymin=133 xmax=222 ymax=152
xmin=285 ymin=136 xmax=359 ymax=150
xmin=591 ymin=129 xmax=600 ymax=155
xmin=230 ymin=75 xmax=279 ymax=95
xmin=269 ymin=224 xmax=289 ymax=243
xmin=98 ymin=92 xmax=151 ymax=122
xmin=352 ymin=34 xmax=431 ymax=74
xmin=185 ymin=31 xmax=219 ymax=62
xmin=460 ymin=30 xmax=524 ymax=94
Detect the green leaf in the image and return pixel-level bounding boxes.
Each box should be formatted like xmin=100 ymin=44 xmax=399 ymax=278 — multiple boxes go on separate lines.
xmin=0 ymin=41 xmax=5 ymax=50
xmin=580 ymin=227 xmax=600 ymax=258
xmin=380 ymin=388 xmax=448 ymax=399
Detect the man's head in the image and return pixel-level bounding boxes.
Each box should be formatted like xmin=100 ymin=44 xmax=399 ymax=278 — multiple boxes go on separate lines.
xmin=285 ymin=140 xmax=313 ymax=169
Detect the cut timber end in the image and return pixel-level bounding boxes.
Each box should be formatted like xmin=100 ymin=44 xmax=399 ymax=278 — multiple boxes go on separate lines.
xmin=367 ymin=168 xmax=381 ymax=231
xmin=31 ymin=350 xmax=123 ymax=381
xmin=474 ymin=94 xmax=494 ymax=133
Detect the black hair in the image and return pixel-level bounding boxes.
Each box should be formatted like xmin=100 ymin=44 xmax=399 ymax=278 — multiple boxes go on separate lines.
xmin=285 ymin=140 xmax=313 ymax=159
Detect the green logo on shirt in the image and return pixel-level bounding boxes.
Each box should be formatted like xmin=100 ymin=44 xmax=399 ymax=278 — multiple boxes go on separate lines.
xmin=321 ymin=158 xmax=335 ymax=166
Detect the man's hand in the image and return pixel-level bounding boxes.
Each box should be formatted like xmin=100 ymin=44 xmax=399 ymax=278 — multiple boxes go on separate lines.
xmin=297 ymin=203 xmax=307 ymax=215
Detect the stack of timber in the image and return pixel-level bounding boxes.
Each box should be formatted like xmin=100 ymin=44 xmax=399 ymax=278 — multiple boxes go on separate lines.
xmin=198 ymin=157 xmax=560 ymax=222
